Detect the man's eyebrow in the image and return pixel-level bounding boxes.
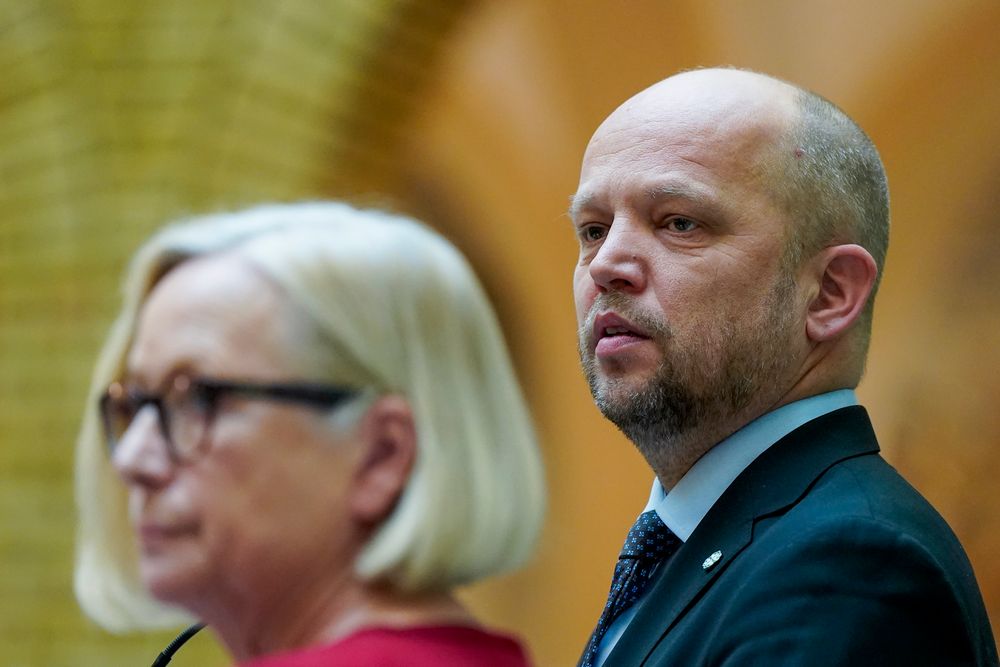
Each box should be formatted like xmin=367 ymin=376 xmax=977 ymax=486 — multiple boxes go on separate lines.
xmin=566 ymin=192 xmax=582 ymax=220
xmin=646 ymin=183 xmax=711 ymax=206
xmin=567 ymin=192 xmax=593 ymax=222
xmin=568 ymin=183 xmax=720 ymax=224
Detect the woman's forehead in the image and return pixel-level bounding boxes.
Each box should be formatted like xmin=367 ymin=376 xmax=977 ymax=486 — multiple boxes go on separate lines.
xmin=127 ymin=256 xmax=300 ymax=385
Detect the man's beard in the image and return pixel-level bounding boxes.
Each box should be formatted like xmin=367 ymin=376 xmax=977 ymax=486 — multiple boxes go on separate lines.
xmin=578 ymin=274 xmax=797 ymax=471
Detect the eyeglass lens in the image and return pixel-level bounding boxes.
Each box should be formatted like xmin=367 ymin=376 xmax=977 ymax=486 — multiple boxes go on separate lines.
xmin=101 ymin=377 xmax=210 ymax=461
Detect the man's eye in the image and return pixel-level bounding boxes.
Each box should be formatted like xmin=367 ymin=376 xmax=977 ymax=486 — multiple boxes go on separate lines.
xmin=579 ymin=225 xmax=606 ymax=242
xmin=665 ymin=216 xmax=698 ymax=232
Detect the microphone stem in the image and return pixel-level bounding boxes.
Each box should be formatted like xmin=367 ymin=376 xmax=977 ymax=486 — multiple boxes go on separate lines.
xmin=151 ymin=622 xmax=206 ymax=667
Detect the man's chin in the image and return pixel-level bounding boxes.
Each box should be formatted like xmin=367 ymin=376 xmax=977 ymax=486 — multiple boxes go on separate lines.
xmin=591 ymin=381 xmax=649 ymax=418
xmin=590 ymin=366 xmax=658 ymax=397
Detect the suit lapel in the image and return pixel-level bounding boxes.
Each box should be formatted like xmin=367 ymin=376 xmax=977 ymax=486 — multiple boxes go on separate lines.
xmin=603 ymin=406 xmax=880 ymax=666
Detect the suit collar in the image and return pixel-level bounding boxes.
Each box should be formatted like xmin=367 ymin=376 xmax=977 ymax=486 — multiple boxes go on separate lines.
xmin=653 ymin=389 xmax=859 ymax=541
xmin=604 ymin=406 xmax=880 ymax=666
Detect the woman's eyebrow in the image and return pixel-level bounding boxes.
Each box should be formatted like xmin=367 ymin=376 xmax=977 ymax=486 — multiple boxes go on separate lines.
xmin=119 ymin=360 xmax=200 ymax=391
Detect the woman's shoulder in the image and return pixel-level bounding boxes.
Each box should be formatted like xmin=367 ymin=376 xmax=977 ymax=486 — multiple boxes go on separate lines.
xmin=240 ymin=624 xmax=532 ymax=667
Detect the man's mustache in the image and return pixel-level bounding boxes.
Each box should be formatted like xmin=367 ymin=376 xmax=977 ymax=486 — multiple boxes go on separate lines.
xmin=579 ymin=292 xmax=672 ymax=351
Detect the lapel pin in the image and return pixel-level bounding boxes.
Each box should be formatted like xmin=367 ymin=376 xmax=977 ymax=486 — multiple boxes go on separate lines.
xmin=702 ymin=550 xmax=723 ymax=571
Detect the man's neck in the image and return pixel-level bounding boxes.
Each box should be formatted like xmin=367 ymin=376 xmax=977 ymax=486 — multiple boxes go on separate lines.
xmin=645 ymin=387 xmax=854 ymax=491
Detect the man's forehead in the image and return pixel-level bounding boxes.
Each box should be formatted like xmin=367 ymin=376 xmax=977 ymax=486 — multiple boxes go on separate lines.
xmin=577 ymin=87 xmax=794 ymax=187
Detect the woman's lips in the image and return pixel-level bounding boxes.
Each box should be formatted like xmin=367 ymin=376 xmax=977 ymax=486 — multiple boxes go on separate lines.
xmin=137 ymin=522 xmax=196 ymax=548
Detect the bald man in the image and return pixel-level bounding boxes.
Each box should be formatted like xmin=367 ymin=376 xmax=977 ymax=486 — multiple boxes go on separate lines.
xmin=571 ymin=68 xmax=997 ymax=666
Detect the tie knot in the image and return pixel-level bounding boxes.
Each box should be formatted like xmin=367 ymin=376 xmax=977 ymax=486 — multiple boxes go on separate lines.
xmin=619 ymin=510 xmax=680 ymax=560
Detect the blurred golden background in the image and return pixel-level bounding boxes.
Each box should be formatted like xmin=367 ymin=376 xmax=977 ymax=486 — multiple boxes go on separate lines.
xmin=1 ymin=1 xmax=998 ymax=665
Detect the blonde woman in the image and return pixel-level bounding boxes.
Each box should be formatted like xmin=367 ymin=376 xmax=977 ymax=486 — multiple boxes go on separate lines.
xmin=75 ymin=202 xmax=545 ymax=666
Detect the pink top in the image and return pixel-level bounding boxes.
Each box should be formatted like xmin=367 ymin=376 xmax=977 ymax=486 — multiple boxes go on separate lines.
xmin=238 ymin=625 xmax=532 ymax=667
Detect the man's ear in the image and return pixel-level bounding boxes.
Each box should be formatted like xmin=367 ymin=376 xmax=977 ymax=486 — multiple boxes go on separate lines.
xmin=349 ymin=395 xmax=417 ymax=525
xmin=805 ymin=244 xmax=878 ymax=343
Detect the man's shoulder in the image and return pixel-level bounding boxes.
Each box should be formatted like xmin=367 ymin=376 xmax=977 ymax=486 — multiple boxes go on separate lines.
xmin=750 ymin=436 xmax=972 ymax=576
xmin=639 ymin=454 xmax=997 ymax=666
xmin=790 ymin=449 xmax=962 ymax=548
xmin=717 ymin=413 xmax=989 ymax=630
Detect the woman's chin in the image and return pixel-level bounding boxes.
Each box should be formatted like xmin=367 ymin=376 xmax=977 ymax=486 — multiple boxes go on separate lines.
xmin=140 ymin=550 xmax=212 ymax=608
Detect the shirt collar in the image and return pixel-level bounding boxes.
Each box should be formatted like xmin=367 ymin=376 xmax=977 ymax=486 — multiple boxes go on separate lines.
xmin=643 ymin=389 xmax=858 ymax=541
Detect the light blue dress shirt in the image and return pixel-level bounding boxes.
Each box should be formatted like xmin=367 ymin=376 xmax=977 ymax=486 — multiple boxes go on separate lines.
xmin=592 ymin=389 xmax=858 ymax=667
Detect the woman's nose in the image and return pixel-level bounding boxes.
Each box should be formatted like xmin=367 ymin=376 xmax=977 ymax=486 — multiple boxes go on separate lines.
xmin=110 ymin=406 xmax=174 ymax=487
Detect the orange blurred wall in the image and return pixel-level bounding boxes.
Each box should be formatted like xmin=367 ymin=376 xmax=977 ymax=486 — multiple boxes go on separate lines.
xmin=1 ymin=2 xmax=997 ymax=665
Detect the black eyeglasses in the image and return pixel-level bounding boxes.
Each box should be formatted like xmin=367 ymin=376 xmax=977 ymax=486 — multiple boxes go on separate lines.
xmin=99 ymin=374 xmax=360 ymax=463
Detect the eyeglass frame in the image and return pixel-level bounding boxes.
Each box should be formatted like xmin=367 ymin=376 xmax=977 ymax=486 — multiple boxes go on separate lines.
xmin=99 ymin=373 xmax=361 ymax=464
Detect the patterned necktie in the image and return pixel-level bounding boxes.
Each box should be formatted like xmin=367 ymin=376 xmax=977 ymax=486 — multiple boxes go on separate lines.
xmin=578 ymin=510 xmax=682 ymax=667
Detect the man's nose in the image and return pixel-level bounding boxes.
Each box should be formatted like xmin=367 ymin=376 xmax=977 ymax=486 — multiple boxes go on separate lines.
xmin=111 ymin=406 xmax=174 ymax=487
xmin=588 ymin=220 xmax=646 ymax=293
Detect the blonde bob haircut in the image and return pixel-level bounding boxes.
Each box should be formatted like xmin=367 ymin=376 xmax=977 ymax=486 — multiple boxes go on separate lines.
xmin=75 ymin=202 xmax=546 ymax=632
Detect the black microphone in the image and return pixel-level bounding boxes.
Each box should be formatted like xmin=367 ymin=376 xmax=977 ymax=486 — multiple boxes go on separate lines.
xmin=151 ymin=623 xmax=205 ymax=667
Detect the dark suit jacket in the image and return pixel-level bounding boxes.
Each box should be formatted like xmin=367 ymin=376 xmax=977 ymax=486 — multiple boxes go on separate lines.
xmin=602 ymin=406 xmax=998 ymax=666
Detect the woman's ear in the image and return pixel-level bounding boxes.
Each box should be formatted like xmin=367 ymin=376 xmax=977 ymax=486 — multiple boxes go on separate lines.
xmin=348 ymin=395 xmax=417 ymax=525
xmin=805 ymin=244 xmax=878 ymax=343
